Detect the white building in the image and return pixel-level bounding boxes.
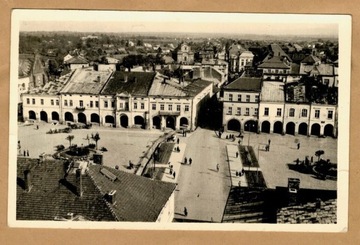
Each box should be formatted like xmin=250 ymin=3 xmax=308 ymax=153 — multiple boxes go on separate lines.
xmin=223 ymin=77 xmax=262 ymax=132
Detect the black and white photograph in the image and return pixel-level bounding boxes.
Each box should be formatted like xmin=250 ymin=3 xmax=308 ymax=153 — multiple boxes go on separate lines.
xmin=8 ymin=10 xmax=350 ymax=231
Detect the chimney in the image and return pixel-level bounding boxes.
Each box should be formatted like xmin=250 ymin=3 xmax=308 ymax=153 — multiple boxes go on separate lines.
xmin=76 ymin=169 xmax=83 ymax=197
xmin=107 ymin=190 xmax=117 ymax=205
xmin=24 ymin=169 xmax=33 ymax=192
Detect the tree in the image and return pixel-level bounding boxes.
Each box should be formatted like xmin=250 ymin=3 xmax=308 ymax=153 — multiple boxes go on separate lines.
xmin=91 ymin=132 xmax=101 ymax=150
xmin=315 ymin=150 xmax=325 ymax=162
xmin=66 ymin=135 xmax=75 ymax=147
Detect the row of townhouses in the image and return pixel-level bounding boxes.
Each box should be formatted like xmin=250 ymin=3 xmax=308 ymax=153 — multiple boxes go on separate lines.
xmin=21 ymin=68 xmax=213 ymax=131
xmin=222 ymin=48 xmax=338 ymax=137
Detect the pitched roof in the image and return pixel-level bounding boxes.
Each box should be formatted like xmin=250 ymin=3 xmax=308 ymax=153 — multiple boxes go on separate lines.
xmin=60 ymin=68 xmax=113 ymax=95
xmin=65 ymin=56 xmax=89 ymax=64
xmin=301 ymin=55 xmax=321 ymax=64
xmin=148 ymin=75 xmax=187 ymax=97
xmin=101 ymin=71 xmax=156 ymax=96
xmin=182 ymin=79 xmax=213 ymax=97
xmin=258 ymin=56 xmax=291 ymax=69
xmin=299 ymin=63 xmax=334 ymax=76
xmin=19 ymin=58 xmax=33 ymax=78
xmin=88 ymin=165 xmax=176 ymax=222
xmin=225 ymin=77 xmax=262 ymax=92
xmin=16 ymin=158 xmax=176 ymax=222
xmin=16 ymin=158 xmax=116 ymax=221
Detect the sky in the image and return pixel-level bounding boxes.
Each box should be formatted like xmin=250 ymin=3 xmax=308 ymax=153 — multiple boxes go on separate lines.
xmin=15 ymin=10 xmax=340 ymax=37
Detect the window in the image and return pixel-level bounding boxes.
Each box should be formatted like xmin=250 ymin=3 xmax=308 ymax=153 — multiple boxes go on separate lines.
xmin=133 ymin=102 xmax=136 ymax=109
xmin=69 ymin=100 xmax=73 ymax=107
xmin=277 ymin=108 xmax=282 ymax=117
xmin=51 ymin=99 xmax=54 ymax=105
xmin=289 ymin=108 xmax=295 ymax=117
xmin=168 ymin=104 xmax=172 ymax=111
xmin=229 ymin=94 xmax=233 ymax=101
xmin=324 ymin=78 xmax=330 ymax=85
xmin=95 ymin=101 xmax=99 ymax=108
xmin=246 ymin=95 xmax=250 ymax=102
xmin=56 ymin=100 xmax=59 ymax=106
xmin=275 ymin=69 xmax=279 ymax=73
xmin=301 ymin=109 xmax=307 ymax=117
xmin=26 ymin=98 xmax=30 ymax=104
xmin=228 ymin=107 xmax=232 ymax=115
xmin=176 ymin=105 xmax=181 ymax=111
xmin=185 ymin=105 xmax=189 ymax=112
xmin=237 ymin=94 xmax=242 ymax=102
xmin=141 ymin=103 xmax=144 ymax=110
xmin=32 ymin=98 xmax=35 ymax=105
xmin=64 ymin=100 xmax=68 ymax=106
xmin=152 ymin=103 xmax=156 ymax=110
xmin=245 ymin=108 xmax=250 ymax=116
xmin=254 ymin=108 xmax=258 ymax=116
xmin=111 ymin=101 xmax=115 ymax=108
xmin=264 ymin=107 xmax=269 ymax=116
xmin=41 ymin=99 xmax=44 ymax=105
xmin=119 ymin=103 xmax=123 ymax=109
xmin=90 ymin=101 xmax=93 ymax=108
xmin=104 ymin=101 xmax=108 ymax=108
xmin=327 ymin=110 xmax=333 ymax=119
xmin=315 ymin=109 xmax=320 ymax=119
xmin=79 ymin=100 xmax=83 ymax=107
xmin=160 ymin=104 xmax=164 ymax=111
xmin=255 ymin=95 xmax=259 ymax=102
xmin=236 ymin=107 xmax=241 ymax=115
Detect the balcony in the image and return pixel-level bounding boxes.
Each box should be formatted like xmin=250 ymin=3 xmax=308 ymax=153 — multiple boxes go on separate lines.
xmin=158 ymin=111 xmax=181 ymax=116
xmin=75 ymin=106 xmax=85 ymax=111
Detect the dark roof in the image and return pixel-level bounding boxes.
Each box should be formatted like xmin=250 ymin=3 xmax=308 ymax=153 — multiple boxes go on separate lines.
xmin=16 ymin=158 xmax=176 ymax=222
xmin=258 ymin=56 xmax=291 ymax=69
xmin=16 ymin=158 xmax=115 ymax=221
xmin=101 ymin=71 xmax=156 ymax=96
xmin=182 ymin=79 xmax=213 ymax=97
xmin=88 ymin=165 xmax=176 ymax=222
xmin=225 ymin=77 xmax=262 ymax=92
xmin=301 ymin=55 xmax=321 ymax=64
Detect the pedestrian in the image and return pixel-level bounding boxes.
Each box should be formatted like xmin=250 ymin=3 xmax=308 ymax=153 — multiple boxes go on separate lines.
xmin=184 ymin=207 xmax=188 ymax=216
xmin=169 ymin=168 xmax=173 ymax=174
xmin=311 ymin=156 xmax=313 ymax=163
xmin=173 ymin=171 xmax=176 ymax=179
xmin=236 ymin=152 xmax=239 ymax=158
xmin=184 ymin=157 xmax=187 ymax=164
xmin=241 ymin=168 xmax=245 ymax=175
xmin=216 ymin=164 xmax=219 ymax=172
xmin=27 ymin=150 xmax=29 ymax=157
xmin=267 ymin=144 xmax=270 ymax=151
xmin=297 ymin=142 xmax=300 ymax=150
xmin=189 ymin=158 xmax=192 ymax=165
xmin=268 ymin=139 xmax=271 ymax=145
xmin=23 ymin=150 xmax=26 ymax=156
xmin=296 ymin=158 xmax=300 ymax=165
xmin=238 ymin=139 xmax=241 ymax=145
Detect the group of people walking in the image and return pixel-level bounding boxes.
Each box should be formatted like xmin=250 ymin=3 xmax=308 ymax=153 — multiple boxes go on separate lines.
xmin=183 ymin=157 xmax=192 ymax=165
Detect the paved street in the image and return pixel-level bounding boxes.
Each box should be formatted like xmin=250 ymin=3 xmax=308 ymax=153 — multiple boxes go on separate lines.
xmin=174 ymin=128 xmax=231 ymax=222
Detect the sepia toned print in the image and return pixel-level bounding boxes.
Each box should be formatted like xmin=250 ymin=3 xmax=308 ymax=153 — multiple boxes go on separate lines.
xmin=9 ymin=10 xmax=350 ymax=231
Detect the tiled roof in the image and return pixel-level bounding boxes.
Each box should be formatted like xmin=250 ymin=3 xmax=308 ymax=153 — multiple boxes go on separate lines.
xmin=101 ymin=71 xmax=156 ymax=96
xmin=88 ymin=165 xmax=176 ymax=222
xmin=239 ymin=51 xmax=254 ymax=58
xmin=65 ymin=56 xmax=89 ymax=64
xmin=225 ymin=77 xmax=262 ymax=92
xmin=301 ymin=55 xmax=321 ymax=64
xmin=182 ymin=79 xmax=213 ymax=97
xmin=261 ymin=81 xmax=285 ymax=102
xmin=60 ymin=68 xmax=112 ymax=95
xmin=258 ymin=56 xmax=291 ymax=69
xmin=148 ymin=75 xmax=187 ymax=97
xmin=299 ymin=63 xmax=334 ymax=76
xmin=267 ymin=43 xmax=291 ymax=61
xmin=16 ymin=158 xmax=116 ymax=221
xmin=277 ymin=199 xmax=336 ymax=224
